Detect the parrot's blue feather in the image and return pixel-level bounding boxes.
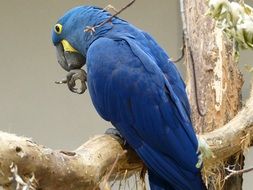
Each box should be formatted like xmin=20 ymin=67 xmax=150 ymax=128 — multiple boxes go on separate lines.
xmin=53 ymin=6 xmax=206 ymax=190
xmin=141 ymin=31 xmax=191 ymax=118
xmin=148 ymin=171 xmax=176 ymax=190
xmin=87 ymin=37 xmax=205 ymax=190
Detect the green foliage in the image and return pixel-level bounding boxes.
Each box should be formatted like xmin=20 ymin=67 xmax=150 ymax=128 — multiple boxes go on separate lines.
xmin=207 ymin=0 xmax=253 ymax=50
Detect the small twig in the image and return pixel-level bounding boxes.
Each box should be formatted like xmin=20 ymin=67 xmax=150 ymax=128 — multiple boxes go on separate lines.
xmin=179 ymin=0 xmax=206 ymax=116
xmin=110 ymin=172 xmax=120 ymax=187
xmin=9 ymin=163 xmax=27 ymax=189
xmin=171 ymin=32 xmax=186 ymax=63
xmin=85 ymin=0 xmax=136 ymax=34
xmin=103 ymin=5 xmax=118 ymax=13
xmin=123 ymin=170 xmax=128 ymax=190
xmin=100 ymin=150 xmax=127 ymax=190
xmin=106 ymin=150 xmax=127 ymax=181
xmin=225 ymin=166 xmax=253 ymax=180
xmin=9 ymin=163 xmax=37 ymax=190
xmin=171 ymin=39 xmax=186 ymax=63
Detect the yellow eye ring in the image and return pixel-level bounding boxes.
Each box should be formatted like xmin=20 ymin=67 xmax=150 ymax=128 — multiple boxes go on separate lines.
xmin=54 ymin=24 xmax=63 ymax=34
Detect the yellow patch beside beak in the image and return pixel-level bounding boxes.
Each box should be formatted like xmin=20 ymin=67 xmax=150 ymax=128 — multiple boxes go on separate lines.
xmin=61 ymin=40 xmax=78 ymax=53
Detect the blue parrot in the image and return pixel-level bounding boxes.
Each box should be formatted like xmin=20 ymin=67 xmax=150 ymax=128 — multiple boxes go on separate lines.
xmin=52 ymin=6 xmax=206 ymax=190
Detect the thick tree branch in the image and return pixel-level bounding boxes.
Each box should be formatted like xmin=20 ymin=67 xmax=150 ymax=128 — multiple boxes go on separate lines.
xmin=202 ymin=85 xmax=253 ymax=166
xmin=0 ymin=133 xmax=142 ymax=190
xmin=1 ymin=87 xmax=253 ymax=189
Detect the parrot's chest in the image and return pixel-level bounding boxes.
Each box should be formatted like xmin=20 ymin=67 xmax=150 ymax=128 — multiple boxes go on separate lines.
xmin=85 ymin=37 xmax=148 ymax=121
xmin=86 ymin=61 xmax=121 ymax=121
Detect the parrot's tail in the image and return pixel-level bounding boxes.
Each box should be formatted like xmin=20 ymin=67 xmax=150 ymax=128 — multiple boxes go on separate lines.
xmin=148 ymin=170 xmax=207 ymax=190
xmin=148 ymin=170 xmax=176 ymax=190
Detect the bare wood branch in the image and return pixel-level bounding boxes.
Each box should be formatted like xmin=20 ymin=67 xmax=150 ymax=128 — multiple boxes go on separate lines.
xmin=202 ymin=86 xmax=253 ymax=166
xmin=225 ymin=166 xmax=253 ymax=181
xmin=0 ymin=132 xmax=142 ymax=190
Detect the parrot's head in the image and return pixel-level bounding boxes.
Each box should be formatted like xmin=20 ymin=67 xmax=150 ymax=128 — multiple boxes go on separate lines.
xmin=52 ymin=6 xmax=113 ymax=71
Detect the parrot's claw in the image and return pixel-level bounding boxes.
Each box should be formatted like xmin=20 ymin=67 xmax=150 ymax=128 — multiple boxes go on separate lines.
xmin=196 ymin=136 xmax=214 ymax=168
xmin=105 ymin=128 xmax=122 ymax=138
xmin=55 ymin=69 xmax=87 ymax=94
xmin=55 ymin=79 xmax=67 ymax=84
xmin=66 ymin=69 xmax=87 ymax=94
xmin=105 ymin=128 xmax=128 ymax=146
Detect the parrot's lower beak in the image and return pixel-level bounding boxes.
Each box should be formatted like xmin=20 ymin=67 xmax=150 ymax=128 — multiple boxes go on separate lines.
xmin=55 ymin=41 xmax=85 ymax=71
xmin=55 ymin=40 xmax=87 ymax=94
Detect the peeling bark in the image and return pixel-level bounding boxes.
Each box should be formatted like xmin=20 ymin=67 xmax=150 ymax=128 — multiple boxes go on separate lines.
xmin=184 ymin=0 xmax=243 ymax=132
xmin=183 ymin=0 xmax=243 ymax=189
xmin=0 ymin=133 xmax=142 ymax=190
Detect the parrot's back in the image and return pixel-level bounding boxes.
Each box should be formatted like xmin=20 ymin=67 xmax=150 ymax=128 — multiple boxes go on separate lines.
xmin=86 ymin=20 xmax=206 ymax=190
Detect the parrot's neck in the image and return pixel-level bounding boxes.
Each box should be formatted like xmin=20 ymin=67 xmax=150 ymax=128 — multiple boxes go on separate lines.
xmin=73 ymin=11 xmax=117 ymax=57
xmin=69 ymin=7 xmax=128 ymax=57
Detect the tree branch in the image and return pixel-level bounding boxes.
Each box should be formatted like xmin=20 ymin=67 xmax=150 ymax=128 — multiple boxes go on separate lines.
xmin=0 ymin=133 xmax=142 ymax=190
xmin=225 ymin=166 xmax=253 ymax=180
xmin=201 ymin=85 xmax=253 ymax=166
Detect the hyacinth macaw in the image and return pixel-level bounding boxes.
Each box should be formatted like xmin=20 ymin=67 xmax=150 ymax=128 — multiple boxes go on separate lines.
xmin=52 ymin=6 xmax=206 ymax=190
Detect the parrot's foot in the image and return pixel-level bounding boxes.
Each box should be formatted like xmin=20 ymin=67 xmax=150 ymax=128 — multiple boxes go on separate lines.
xmin=105 ymin=128 xmax=128 ymax=146
xmin=196 ymin=136 xmax=214 ymax=168
xmin=105 ymin=128 xmax=122 ymax=138
xmin=55 ymin=69 xmax=87 ymax=94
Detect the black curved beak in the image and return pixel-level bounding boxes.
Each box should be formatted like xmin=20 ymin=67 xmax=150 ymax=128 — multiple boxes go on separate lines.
xmin=55 ymin=42 xmax=87 ymax=94
xmin=55 ymin=43 xmax=85 ymax=71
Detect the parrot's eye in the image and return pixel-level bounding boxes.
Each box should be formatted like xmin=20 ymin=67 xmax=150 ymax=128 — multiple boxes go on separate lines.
xmin=54 ymin=24 xmax=63 ymax=34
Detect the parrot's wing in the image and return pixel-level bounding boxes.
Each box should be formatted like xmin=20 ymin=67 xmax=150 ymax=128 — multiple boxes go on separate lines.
xmin=141 ymin=31 xmax=192 ymax=117
xmin=87 ymin=37 xmax=202 ymax=189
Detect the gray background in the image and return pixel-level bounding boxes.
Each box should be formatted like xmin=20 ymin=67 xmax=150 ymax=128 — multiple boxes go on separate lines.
xmin=0 ymin=0 xmax=252 ymax=189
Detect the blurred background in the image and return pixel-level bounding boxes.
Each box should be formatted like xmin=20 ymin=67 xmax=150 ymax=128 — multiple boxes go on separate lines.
xmin=0 ymin=0 xmax=252 ymax=189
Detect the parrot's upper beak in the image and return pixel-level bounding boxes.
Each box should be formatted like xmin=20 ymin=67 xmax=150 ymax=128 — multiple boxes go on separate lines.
xmin=55 ymin=40 xmax=85 ymax=71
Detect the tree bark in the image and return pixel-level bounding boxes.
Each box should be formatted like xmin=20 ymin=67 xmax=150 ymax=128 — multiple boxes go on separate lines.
xmin=183 ymin=0 xmax=243 ymax=189
xmin=0 ymin=132 xmax=142 ymax=190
